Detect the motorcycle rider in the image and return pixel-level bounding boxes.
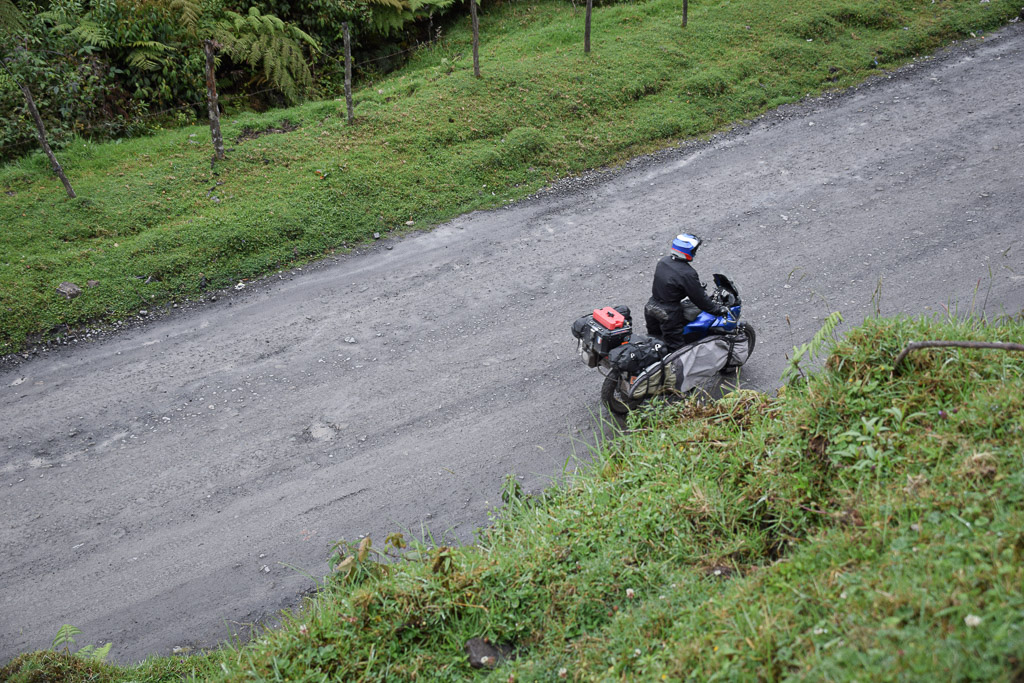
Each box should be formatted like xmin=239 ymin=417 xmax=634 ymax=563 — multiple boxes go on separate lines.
xmin=644 ymin=233 xmax=732 ymax=350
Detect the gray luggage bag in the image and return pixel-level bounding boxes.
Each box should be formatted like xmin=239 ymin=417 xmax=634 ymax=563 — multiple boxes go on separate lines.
xmin=626 ymin=332 xmax=752 ymax=401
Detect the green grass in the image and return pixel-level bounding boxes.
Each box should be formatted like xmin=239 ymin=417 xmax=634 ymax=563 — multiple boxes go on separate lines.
xmin=3 ymin=314 xmax=1022 ymax=680
xmin=1 ymin=0 xmax=1020 ymax=351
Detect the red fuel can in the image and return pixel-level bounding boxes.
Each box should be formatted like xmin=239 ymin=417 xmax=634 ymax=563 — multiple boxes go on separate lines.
xmin=592 ymin=307 xmax=626 ymax=330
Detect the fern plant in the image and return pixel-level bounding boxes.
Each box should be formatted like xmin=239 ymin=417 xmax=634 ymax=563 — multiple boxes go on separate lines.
xmin=366 ymin=0 xmax=456 ymax=37
xmin=167 ymin=0 xmax=318 ymax=104
xmin=50 ymin=623 xmax=82 ymax=652
xmin=169 ymin=0 xmax=201 ymax=30
xmin=68 ymin=16 xmax=176 ymax=72
xmin=782 ymin=311 xmax=844 ymax=385
xmin=0 ymin=0 xmax=25 ymax=32
xmin=51 ymin=624 xmax=113 ymax=662
xmin=215 ymin=7 xmax=318 ymax=103
xmin=125 ymin=40 xmax=175 ymax=71
xmin=67 ymin=18 xmax=113 ymax=49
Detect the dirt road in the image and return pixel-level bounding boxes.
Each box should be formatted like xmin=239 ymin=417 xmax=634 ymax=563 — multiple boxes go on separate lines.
xmin=2 ymin=26 xmax=1022 ymax=664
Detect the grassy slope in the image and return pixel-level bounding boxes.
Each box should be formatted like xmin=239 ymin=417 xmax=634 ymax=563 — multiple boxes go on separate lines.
xmin=3 ymin=316 xmax=1022 ymax=681
xmin=1 ymin=0 xmax=1020 ymax=351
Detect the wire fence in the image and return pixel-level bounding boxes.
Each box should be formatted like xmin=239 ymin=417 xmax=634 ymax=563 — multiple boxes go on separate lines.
xmin=0 ymin=87 xmax=280 ymax=157
xmin=0 ymin=139 xmax=36 ymax=155
xmin=350 ymin=39 xmax=431 ymax=68
xmin=9 ymin=39 xmax=435 ymax=72
xmin=2 ymin=36 xmax=442 ymax=158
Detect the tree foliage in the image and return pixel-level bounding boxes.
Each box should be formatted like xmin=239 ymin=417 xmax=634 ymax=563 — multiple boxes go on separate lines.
xmin=0 ymin=0 xmax=463 ymax=162
xmin=54 ymin=0 xmax=320 ymax=105
xmin=1 ymin=1 xmax=152 ymax=163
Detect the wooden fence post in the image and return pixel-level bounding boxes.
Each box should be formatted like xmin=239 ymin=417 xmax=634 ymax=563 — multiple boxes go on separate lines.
xmin=585 ymin=0 xmax=592 ymax=54
xmin=1 ymin=59 xmax=76 ymax=198
xmin=470 ymin=0 xmax=480 ymax=77
xmin=21 ymin=81 xmax=76 ymax=198
xmin=343 ymin=21 xmax=354 ymax=123
xmin=203 ymin=39 xmax=225 ymax=161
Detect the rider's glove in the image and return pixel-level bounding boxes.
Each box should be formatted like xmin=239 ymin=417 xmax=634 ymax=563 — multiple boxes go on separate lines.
xmin=716 ymin=305 xmax=732 ymax=319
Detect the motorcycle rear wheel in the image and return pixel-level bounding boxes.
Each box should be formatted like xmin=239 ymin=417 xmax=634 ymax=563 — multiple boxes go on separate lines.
xmin=602 ymin=371 xmax=642 ymax=415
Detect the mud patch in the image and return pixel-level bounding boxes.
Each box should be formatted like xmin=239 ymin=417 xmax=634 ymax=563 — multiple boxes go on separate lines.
xmin=236 ymin=119 xmax=300 ymax=143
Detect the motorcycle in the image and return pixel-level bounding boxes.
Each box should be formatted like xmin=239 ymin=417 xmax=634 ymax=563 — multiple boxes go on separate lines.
xmin=571 ymin=273 xmax=756 ymax=414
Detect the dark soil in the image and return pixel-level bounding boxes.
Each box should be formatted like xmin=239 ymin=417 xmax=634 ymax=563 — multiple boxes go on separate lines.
xmin=236 ymin=119 xmax=300 ymax=143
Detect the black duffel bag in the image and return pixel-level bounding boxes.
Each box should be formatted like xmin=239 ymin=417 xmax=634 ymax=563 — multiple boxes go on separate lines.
xmin=571 ymin=314 xmax=593 ymax=341
xmin=606 ymin=336 xmax=668 ymax=376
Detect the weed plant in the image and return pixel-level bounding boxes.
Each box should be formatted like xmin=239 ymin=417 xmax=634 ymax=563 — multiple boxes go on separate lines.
xmin=1 ymin=0 xmax=1020 ymax=350
xmin=4 ymin=314 xmax=1021 ymax=680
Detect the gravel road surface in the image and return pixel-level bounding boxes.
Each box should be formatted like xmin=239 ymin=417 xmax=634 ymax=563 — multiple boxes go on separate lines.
xmin=2 ymin=26 xmax=1023 ymax=664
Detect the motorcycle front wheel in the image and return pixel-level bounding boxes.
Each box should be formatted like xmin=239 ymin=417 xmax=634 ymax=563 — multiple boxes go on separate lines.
xmin=601 ymin=371 xmax=642 ymax=415
xmin=722 ymin=322 xmax=757 ymax=372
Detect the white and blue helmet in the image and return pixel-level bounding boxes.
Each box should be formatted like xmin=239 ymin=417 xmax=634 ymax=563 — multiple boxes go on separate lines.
xmin=670 ymin=233 xmax=702 ymax=261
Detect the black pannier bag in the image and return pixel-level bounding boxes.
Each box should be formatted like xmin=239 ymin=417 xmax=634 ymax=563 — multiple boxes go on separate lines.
xmin=571 ymin=314 xmax=594 ymax=342
xmin=607 ymin=336 xmax=668 ymax=377
xmin=591 ymin=324 xmax=631 ymax=355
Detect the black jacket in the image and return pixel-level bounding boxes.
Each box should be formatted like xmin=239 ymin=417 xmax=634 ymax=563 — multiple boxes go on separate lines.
xmin=651 ymin=255 xmax=718 ymax=313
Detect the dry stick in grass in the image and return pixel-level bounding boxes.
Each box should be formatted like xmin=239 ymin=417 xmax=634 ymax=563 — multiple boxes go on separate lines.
xmin=894 ymin=340 xmax=1024 ymax=369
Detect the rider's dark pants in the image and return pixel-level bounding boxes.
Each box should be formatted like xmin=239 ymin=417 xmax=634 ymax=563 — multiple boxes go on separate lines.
xmin=644 ymin=298 xmax=701 ymax=351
